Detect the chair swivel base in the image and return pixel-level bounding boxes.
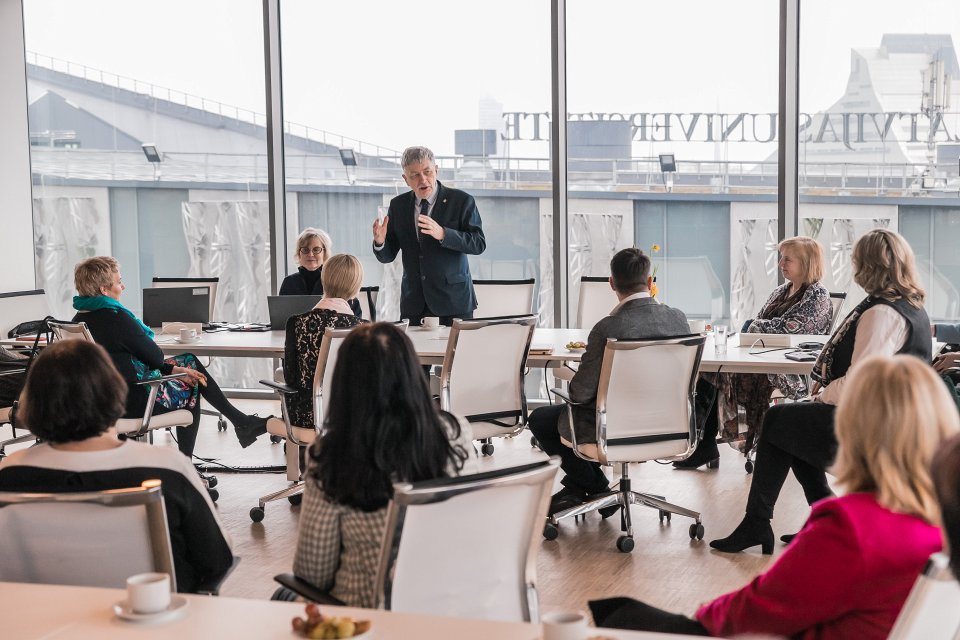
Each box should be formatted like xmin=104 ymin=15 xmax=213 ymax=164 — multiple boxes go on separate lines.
xmin=249 ymin=481 xmax=304 ymax=522
xmin=543 ymin=474 xmax=704 ymax=552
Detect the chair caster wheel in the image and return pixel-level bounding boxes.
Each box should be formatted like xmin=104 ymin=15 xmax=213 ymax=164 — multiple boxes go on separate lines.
xmin=689 ymin=522 xmax=705 ymax=540
xmin=481 ymin=443 xmax=495 ymax=456
xmin=205 ymin=474 xmax=218 ymax=489
xmin=543 ymin=523 xmax=559 ymax=540
xmin=659 ymin=509 xmax=672 ymax=524
xmin=249 ymin=506 xmax=265 ymax=522
xmin=745 ymin=459 xmax=754 ymax=474
xmin=207 ymin=488 xmax=219 ymax=503
xmin=288 ymin=493 xmax=303 ymax=506
xmin=217 ymin=418 xmax=227 ymax=432
xmin=616 ymin=535 xmax=635 ymax=553
xmin=270 ymin=435 xmax=282 ymax=444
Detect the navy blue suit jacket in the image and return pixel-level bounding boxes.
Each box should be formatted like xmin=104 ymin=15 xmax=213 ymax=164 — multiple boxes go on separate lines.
xmin=374 ymin=181 xmax=486 ymax=317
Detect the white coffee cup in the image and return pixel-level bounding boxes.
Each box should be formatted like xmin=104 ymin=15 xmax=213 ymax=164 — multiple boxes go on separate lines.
xmin=179 ymin=328 xmax=197 ymax=343
xmin=126 ymin=572 xmax=171 ymax=614
xmin=422 ymin=316 xmax=440 ymax=331
xmin=689 ymin=319 xmax=706 ymax=333
xmin=541 ymin=610 xmax=588 ymax=640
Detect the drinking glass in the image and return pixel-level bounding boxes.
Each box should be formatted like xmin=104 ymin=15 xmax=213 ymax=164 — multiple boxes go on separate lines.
xmin=713 ymin=324 xmax=729 ymax=354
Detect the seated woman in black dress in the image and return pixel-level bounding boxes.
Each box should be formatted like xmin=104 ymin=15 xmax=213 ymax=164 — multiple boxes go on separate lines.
xmin=279 ymin=227 xmax=361 ymax=317
xmin=284 ymin=253 xmax=366 ymax=428
xmin=72 ymin=256 xmax=268 ymax=454
xmin=710 ymin=228 xmax=932 ymax=554
xmin=0 ymin=340 xmax=234 ymax=593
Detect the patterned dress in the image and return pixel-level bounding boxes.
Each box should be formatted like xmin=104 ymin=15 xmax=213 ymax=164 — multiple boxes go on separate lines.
xmin=283 ymin=308 xmax=364 ymax=428
xmin=715 ymin=281 xmax=832 ymax=447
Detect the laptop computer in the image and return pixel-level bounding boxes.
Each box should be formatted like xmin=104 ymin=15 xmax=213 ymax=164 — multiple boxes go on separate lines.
xmin=268 ymin=295 xmax=322 ymax=330
xmin=142 ymin=287 xmax=210 ymax=329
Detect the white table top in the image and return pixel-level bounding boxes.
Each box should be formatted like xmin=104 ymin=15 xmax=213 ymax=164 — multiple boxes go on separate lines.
xmin=0 ymin=581 xmax=696 ymax=640
xmin=157 ymin=328 xmax=817 ymax=376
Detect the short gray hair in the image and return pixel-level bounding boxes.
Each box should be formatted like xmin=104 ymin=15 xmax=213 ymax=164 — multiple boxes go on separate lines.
xmin=401 ymin=146 xmax=435 ymax=170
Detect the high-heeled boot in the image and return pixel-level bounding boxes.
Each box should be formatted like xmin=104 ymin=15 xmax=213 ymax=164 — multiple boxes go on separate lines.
xmin=709 ymin=514 xmax=774 ymax=554
xmin=672 ymin=439 xmax=720 ymax=470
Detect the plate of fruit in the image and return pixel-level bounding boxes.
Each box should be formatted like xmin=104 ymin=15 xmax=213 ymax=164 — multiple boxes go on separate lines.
xmin=292 ymin=604 xmax=372 ymax=639
xmin=565 ymin=340 xmax=587 ymax=353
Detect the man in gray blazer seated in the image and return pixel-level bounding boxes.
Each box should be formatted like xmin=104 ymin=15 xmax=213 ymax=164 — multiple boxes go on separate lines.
xmin=528 ymin=247 xmax=690 ymax=516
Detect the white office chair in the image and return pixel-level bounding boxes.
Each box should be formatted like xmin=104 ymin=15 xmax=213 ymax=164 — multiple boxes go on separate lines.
xmin=888 ymin=553 xmax=960 ymax=639
xmin=359 ymin=286 xmax=379 ymax=322
xmin=275 ymin=458 xmax=559 ymax=622
xmin=827 ymin=291 xmax=847 ymax=334
xmin=473 ymin=279 xmax=536 ymax=318
xmin=547 ymin=335 xmax=707 ymax=552
xmin=0 ymin=481 xmax=177 ymax=589
xmin=46 ymin=321 xmax=199 ymax=461
xmin=439 ymin=315 xmax=537 ymax=456
xmin=576 ymin=276 xmax=618 ymax=329
xmin=254 ymin=327 xmax=353 ymax=523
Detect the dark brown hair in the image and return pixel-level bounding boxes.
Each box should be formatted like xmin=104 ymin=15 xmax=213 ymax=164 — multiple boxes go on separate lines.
xmin=19 ymin=340 xmax=127 ymax=443
xmin=610 ymin=247 xmax=651 ymax=294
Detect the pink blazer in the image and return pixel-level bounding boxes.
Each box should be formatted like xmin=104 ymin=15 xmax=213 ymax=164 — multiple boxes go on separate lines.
xmin=696 ymin=493 xmax=941 ymax=640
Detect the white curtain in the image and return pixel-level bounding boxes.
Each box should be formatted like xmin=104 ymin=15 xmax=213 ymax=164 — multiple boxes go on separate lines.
xmin=33 ymin=196 xmax=100 ymax=320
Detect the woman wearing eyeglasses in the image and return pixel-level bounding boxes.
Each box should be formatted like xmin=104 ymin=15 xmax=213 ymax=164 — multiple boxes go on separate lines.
xmin=280 ymin=228 xmax=362 ymax=317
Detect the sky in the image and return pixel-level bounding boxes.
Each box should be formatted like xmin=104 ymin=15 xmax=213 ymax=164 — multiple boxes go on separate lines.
xmin=20 ymin=0 xmax=960 ymax=162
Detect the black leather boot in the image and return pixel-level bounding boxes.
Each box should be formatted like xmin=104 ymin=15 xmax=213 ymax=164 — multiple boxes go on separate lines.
xmin=709 ymin=514 xmax=774 ymax=554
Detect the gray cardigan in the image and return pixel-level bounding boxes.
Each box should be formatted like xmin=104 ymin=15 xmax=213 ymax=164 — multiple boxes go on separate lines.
xmin=565 ymin=296 xmax=690 ymax=445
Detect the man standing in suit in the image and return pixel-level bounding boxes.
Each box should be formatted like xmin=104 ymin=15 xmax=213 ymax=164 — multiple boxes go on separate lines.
xmin=528 ymin=247 xmax=691 ymax=516
xmin=372 ymin=146 xmax=486 ymax=326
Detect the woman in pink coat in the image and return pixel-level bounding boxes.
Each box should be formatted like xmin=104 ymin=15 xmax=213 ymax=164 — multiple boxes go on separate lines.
xmin=589 ymin=354 xmax=958 ymax=639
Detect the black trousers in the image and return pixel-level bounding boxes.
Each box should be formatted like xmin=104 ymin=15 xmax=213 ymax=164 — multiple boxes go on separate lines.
xmin=527 ymin=404 xmax=609 ymax=495
xmin=589 ymin=597 xmax=710 ymax=635
xmin=746 ymin=401 xmax=837 ymax=520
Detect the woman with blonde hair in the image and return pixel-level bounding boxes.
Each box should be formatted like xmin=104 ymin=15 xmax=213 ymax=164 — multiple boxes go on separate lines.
xmin=283 ymin=253 xmax=366 ymax=428
xmin=591 ymin=355 xmax=955 ymax=638
xmin=711 ymin=228 xmax=932 ymax=553
xmin=677 ymin=236 xmax=832 ymax=469
xmin=280 ymin=228 xmax=361 ymax=317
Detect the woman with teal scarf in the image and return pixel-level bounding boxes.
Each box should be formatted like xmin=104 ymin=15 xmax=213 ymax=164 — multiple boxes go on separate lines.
xmin=71 ymin=256 xmax=268 ymax=456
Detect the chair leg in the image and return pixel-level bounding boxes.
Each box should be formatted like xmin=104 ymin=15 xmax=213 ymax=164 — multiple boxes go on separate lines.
xmin=628 ymin=491 xmax=702 ymax=523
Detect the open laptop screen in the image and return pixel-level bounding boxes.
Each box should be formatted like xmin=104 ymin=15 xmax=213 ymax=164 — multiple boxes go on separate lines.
xmin=267 ymin=295 xmax=322 ymax=330
xmin=142 ymin=287 xmax=210 ymax=328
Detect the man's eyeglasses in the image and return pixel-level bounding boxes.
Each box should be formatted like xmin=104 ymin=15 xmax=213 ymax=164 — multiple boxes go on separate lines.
xmin=299 ymin=247 xmax=324 ymax=256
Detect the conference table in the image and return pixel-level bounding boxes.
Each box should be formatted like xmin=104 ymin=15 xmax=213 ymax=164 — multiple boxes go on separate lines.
xmin=0 ymin=581 xmax=703 ymax=639
xmin=156 ymin=328 xmax=818 ymax=376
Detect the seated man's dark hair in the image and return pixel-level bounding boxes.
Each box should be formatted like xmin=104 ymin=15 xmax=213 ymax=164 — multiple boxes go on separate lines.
xmin=19 ymin=340 xmax=127 ymax=443
xmin=933 ymin=432 xmax=960 ymax=581
xmin=609 ymin=247 xmax=652 ymax=295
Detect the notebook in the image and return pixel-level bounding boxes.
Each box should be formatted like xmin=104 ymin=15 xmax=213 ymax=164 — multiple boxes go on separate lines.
xmin=142 ymin=287 xmax=210 ymax=329
xmin=267 ymin=295 xmax=322 ymax=330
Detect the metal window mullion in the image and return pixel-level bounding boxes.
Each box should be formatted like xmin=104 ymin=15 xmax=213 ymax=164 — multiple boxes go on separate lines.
xmin=551 ymin=0 xmax=569 ymax=327
xmin=263 ymin=0 xmax=286 ymax=295
xmin=778 ymin=0 xmax=800 ymax=260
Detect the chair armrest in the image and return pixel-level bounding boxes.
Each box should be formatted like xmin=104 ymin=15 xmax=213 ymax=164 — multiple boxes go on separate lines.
xmin=273 ymin=573 xmax=346 ymax=606
xmin=135 ymin=372 xmax=188 ymax=386
xmin=260 ymin=379 xmax=297 ymax=395
xmin=550 ymin=388 xmax=588 ymax=406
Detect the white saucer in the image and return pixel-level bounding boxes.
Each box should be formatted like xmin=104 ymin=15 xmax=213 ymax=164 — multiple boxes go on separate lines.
xmin=565 ymin=347 xmax=586 ymax=354
xmin=175 ymin=337 xmax=201 ymax=344
xmin=113 ymin=595 xmax=188 ymax=622
xmin=415 ymin=326 xmax=441 ymax=332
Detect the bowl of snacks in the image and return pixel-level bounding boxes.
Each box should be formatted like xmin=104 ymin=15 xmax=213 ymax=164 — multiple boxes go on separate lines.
xmin=565 ymin=340 xmax=587 ymax=354
xmin=292 ymin=604 xmax=372 ymax=639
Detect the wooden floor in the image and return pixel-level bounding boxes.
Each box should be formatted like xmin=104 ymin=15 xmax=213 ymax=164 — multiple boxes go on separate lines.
xmin=2 ymin=398 xmax=825 ymax=619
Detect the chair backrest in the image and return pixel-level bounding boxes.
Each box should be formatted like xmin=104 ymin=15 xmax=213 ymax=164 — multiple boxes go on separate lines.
xmin=47 ymin=320 xmax=94 ymax=342
xmin=827 ymin=291 xmax=847 ymax=334
xmin=0 ymin=290 xmax=50 ymax=338
xmin=440 ymin=315 xmax=537 ymax=428
xmin=0 ymin=482 xmax=177 ymax=590
xmin=377 ymin=458 xmax=559 ymax=622
xmin=576 ymin=277 xmax=617 ymax=329
xmin=153 ymin=277 xmax=219 ymax=321
xmin=888 ymin=553 xmax=960 ymax=639
xmin=592 ymin=335 xmax=706 ymax=464
xmin=359 ymin=286 xmax=379 ymax=322
xmin=312 ymin=328 xmax=354 ymax=428
xmin=473 ymin=279 xmax=536 ymax=318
